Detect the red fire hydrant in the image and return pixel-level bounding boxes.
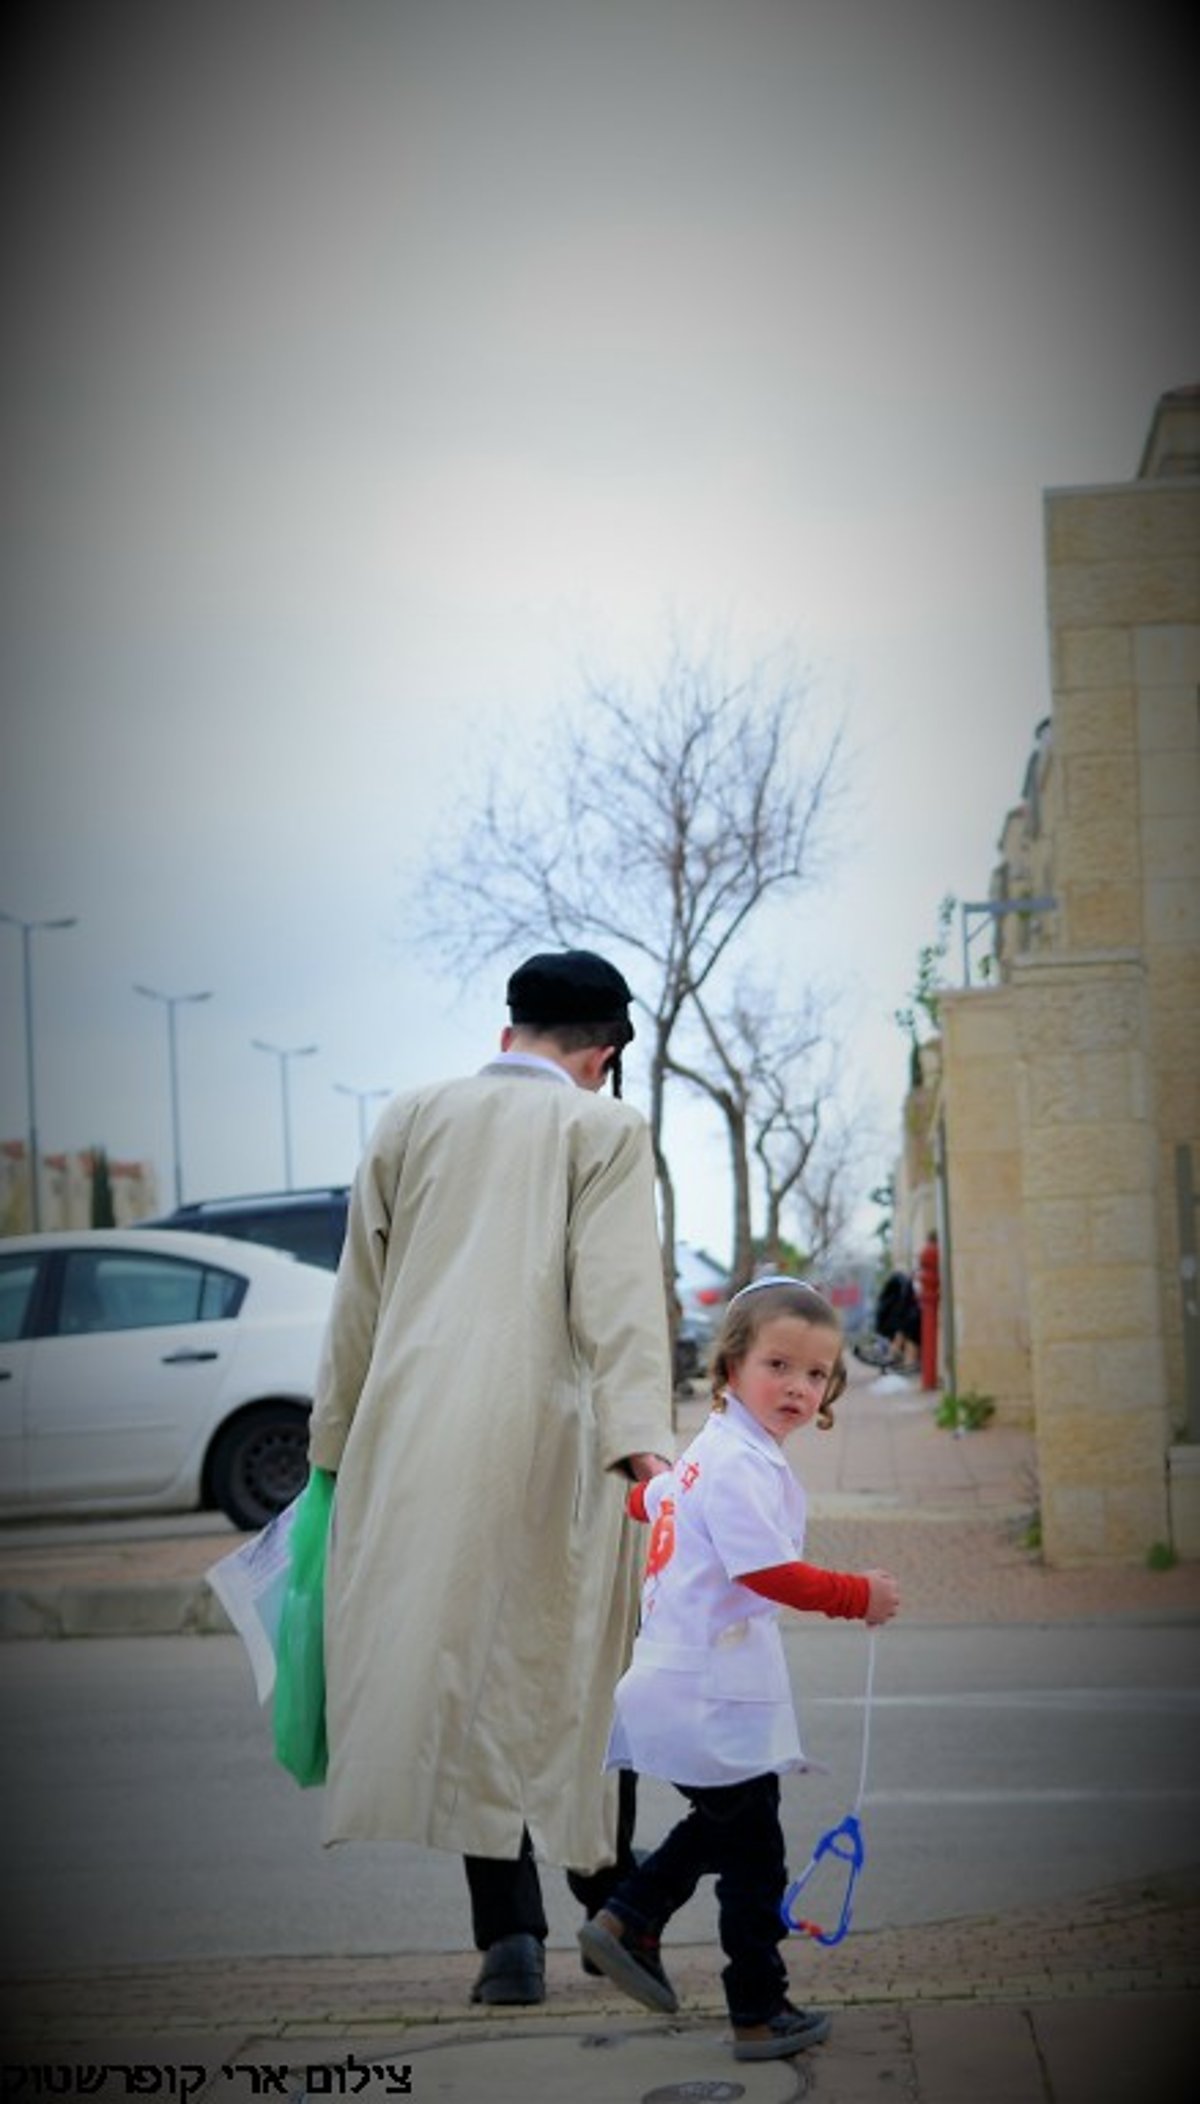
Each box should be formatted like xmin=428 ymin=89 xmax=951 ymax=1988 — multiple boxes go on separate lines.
xmin=918 ymin=1230 xmax=940 ymax=1391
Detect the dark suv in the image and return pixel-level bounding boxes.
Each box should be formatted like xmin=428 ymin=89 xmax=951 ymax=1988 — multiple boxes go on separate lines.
xmin=146 ymin=1187 xmax=350 ymax=1272
xmin=151 ymin=1187 xmax=701 ymax=1387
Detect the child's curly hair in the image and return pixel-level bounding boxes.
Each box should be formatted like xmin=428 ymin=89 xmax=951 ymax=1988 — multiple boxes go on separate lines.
xmin=710 ymin=1278 xmax=847 ymax=1430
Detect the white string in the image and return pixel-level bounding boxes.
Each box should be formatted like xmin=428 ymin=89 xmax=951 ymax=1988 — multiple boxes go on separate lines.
xmin=781 ymin=1622 xmax=878 ymax=1938
xmin=852 ymin=1624 xmax=878 ymax=1814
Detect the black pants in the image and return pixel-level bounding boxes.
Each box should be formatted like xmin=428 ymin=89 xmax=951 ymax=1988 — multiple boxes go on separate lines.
xmin=463 ymin=1767 xmax=638 ymax=1950
xmin=604 ymin=1771 xmax=790 ymax=2027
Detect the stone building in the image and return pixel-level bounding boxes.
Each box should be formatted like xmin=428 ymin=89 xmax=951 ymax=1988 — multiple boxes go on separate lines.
xmin=0 ymin=1142 xmax=158 ymax=1233
xmin=905 ymin=387 xmax=1200 ymax=1567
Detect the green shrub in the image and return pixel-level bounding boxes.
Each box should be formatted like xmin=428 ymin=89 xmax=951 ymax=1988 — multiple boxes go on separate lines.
xmin=935 ymin=1389 xmax=996 ymax=1433
xmin=1146 ymin=1540 xmax=1178 ymax=1571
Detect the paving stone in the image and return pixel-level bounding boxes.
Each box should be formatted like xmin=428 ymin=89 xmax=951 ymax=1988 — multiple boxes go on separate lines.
xmin=1030 ymin=1992 xmax=1196 ymax=2103
xmin=907 ymin=2004 xmax=1042 ymax=2101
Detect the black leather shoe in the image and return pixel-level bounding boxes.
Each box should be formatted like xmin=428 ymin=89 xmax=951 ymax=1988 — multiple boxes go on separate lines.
xmin=469 ymin=1931 xmax=546 ymax=2006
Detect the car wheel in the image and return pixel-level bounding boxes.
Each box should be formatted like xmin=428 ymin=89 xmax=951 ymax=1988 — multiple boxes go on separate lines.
xmin=209 ymin=1404 xmax=310 ymax=1531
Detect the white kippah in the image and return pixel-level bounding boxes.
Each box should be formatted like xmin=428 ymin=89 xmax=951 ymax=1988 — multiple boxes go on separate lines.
xmin=728 ymin=1273 xmax=811 ymax=1305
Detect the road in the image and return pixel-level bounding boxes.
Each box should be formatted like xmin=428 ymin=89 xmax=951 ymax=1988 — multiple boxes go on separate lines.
xmin=1 ymin=1619 xmax=1198 ymax=1974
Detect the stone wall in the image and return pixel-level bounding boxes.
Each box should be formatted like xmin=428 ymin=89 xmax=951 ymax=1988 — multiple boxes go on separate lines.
xmin=921 ymin=388 xmax=1200 ymax=1565
xmin=938 ymin=987 xmax=1030 ymax=1422
xmin=1012 ymin=953 xmax=1169 ymax=1563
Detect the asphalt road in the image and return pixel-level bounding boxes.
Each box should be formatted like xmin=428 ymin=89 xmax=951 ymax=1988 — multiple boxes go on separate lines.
xmin=2 ymin=1618 xmax=1198 ymax=1977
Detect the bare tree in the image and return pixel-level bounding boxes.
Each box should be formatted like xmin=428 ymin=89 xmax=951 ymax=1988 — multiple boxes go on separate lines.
xmin=784 ymin=1108 xmax=863 ymax=1273
xmin=415 ymin=637 xmax=842 ymax=1313
xmin=666 ymin=979 xmax=839 ymax=1286
xmin=752 ymin=1036 xmax=832 ymax=1276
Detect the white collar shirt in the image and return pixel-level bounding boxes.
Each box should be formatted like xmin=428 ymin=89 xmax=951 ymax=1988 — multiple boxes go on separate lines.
xmin=639 ymin=1394 xmax=807 ymax=1643
xmin=479 ymin=1050 xmax=573 ymax=1084
xmin=606 ymin=1395 xmax=811 ymax=1786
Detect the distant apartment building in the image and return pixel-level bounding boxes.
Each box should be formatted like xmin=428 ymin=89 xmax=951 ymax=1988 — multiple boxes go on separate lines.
xmin=899 ymin=387 xmax=1200 ymax=1566
xmin=0 ymin=1142 xmax=158 ymax=1233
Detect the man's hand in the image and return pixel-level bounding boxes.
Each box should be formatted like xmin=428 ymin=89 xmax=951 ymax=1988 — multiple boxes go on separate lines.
xmin=863 ymin=1567 xmax=900 ymax=1625
xmin=624 ymin=1451 xmax=673 ymax=1483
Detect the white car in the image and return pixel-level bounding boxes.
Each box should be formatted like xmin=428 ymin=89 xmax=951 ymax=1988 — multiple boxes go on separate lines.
xmin=672 ymin=1242 xmax=731 ymax=1378
xmin=0 ymin=1228 xmax=335 ymax=1532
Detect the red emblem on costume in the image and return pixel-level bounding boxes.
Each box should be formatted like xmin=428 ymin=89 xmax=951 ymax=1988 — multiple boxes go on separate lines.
xmin=646 ymin=1495 xmax=676 ymax=1576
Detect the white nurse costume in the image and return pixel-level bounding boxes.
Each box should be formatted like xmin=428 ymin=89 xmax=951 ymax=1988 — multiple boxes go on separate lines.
xmin=606 ymin=1395 xmax=813 ymax=1788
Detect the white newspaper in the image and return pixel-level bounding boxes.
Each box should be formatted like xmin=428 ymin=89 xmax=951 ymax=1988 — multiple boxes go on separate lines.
xmin=205 ymin=1498 xmax=299 ymax=1703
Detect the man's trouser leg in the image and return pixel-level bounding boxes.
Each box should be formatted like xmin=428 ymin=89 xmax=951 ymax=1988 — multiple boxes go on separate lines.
xmin=565 ymin=1767 xmax=639 ymax=1917
xmin=463 ymin=1829 xmax=548 ymax=1950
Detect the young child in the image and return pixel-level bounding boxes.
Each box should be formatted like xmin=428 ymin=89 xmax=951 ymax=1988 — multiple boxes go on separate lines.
xmin=579 ymin=1277 xmax=900 ymax=2063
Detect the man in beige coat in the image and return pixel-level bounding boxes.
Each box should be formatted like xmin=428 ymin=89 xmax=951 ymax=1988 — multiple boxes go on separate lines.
xmin=308 ymin=949 xmax=674 ymax=2006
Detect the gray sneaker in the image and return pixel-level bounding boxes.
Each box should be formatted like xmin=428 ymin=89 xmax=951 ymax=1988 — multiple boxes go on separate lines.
xmin=732 ymin=2002 xmax=831 ymax=2060
xmin=577 ymin=1910 xmax=679 ymax=2014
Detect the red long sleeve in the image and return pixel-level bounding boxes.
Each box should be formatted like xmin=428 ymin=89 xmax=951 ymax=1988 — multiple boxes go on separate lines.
xmin=625 ymin=1486 xmax=870 ymax=1620
xmin=741 ymin=1561 xmax=871 ymax=1620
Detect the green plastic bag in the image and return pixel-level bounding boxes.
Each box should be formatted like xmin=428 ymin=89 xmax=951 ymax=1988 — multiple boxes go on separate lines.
xmin=272 ymin=1466 xmax=334 ymax=1786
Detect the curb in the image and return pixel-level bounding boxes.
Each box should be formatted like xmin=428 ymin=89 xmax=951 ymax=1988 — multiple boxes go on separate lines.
xmin=0 ymin=1578 xmax=233 ymax=1640
xmin=5 ymin=1500 xmax=1200 ymax=1637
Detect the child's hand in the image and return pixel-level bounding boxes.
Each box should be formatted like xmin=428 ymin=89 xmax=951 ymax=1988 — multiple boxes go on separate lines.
xmin=625 ymin=1451 xmax=673 ymax=1483
xmin=863 ymin=1568 xmax=900 ymax=1624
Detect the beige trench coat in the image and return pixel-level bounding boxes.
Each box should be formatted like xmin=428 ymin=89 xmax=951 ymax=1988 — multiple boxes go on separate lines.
xmin=308 ymin=1060 xmax=673 ymax=1870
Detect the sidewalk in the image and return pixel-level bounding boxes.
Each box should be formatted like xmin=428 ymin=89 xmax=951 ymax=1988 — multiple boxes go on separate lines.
xmin=3 ymin=1871 xmax=1196 ymax=2100
xmin=3 ymin=1870 xmax=1197 ymax=2100
xmin=2 ymin=1367 xmax=1198 ymax=2098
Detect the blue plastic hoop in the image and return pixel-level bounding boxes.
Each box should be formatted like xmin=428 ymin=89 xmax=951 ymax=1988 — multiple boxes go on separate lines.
xmin=779 ymin=1811 xmax=866 ymax=1947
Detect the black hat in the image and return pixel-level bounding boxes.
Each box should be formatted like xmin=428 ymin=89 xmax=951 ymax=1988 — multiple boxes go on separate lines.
xmin=506 ymin=949 xmax=635 ymax=1040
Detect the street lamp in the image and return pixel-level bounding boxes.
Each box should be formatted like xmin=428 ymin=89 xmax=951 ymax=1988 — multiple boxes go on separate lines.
xmin=334 ymin=1082 xmax=390 ymax=1154
xmin=0 ymin=910 xmax=78 ymax=1232
xmin=134 ymin=983 xmax=213 ymax=1208
xmin=252 ymin=1038 xmax=318 ymax=1190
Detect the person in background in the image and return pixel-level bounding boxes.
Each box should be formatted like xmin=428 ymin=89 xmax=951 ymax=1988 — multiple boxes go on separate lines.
xmin=874 ymin=1268 xmax=921 ymax=1373
xmin=580 ymin=1277 xmax=899 ymax=2063
xmin=308 ymin=949 xmax=674 ymax=2008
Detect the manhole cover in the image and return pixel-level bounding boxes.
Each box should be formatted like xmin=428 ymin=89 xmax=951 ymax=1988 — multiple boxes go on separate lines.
xmin=642 ymin=2086 xmax=747 ymax=2102
xmin=400 ymin=2029 xmax=803 ymax=2101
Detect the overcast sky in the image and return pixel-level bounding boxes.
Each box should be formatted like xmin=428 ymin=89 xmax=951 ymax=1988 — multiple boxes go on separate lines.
xmin=2 ymin=0 xmax=1195 ymax=1261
